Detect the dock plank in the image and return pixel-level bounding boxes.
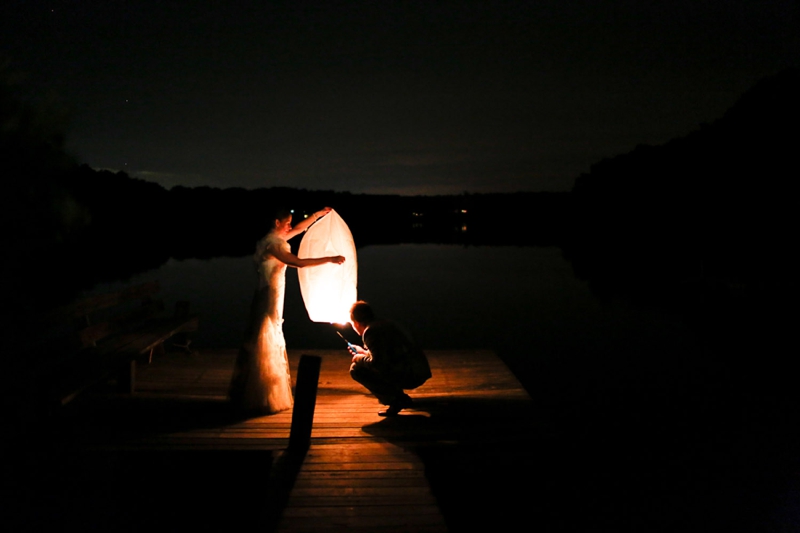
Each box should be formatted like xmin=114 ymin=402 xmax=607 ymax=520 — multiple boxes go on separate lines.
xmin=18 ymin=349 xmax=538 ymax=532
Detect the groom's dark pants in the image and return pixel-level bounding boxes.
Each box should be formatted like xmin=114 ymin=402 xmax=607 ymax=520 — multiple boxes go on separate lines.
xmin=349 ymin=361 xmax=410 ymax=406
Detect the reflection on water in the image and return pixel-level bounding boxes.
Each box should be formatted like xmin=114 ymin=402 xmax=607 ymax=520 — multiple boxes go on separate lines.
xmin=84 ymin=244 xmax=696 ymax=357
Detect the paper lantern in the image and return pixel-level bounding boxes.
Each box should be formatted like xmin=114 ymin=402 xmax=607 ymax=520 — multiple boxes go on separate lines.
xmin=297 ymin=209 xmax=358 ymax=324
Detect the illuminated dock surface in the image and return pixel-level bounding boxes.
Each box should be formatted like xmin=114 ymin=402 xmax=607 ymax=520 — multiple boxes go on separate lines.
xmin=32 ymin=349 xmax=539 ymax=532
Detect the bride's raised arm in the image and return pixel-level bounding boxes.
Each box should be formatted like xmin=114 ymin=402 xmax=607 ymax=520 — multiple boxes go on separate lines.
xmin=270 ymin=244 xmax=344 ymax=269
xmin=286 ymin=206 xmax=333 ymax=240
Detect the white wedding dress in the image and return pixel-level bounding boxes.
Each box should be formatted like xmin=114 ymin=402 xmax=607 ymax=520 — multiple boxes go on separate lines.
xmin=229 ymin=233 xmax=294 ymax=414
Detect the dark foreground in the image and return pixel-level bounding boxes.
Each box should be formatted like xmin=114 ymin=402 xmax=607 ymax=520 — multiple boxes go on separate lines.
xmin=5 ymin=295 xmax=800 ymax=533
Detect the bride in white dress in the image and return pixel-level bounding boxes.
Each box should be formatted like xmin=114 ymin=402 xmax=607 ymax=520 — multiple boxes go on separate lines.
xmin=229 ymin=207 xmax=345 ymax=415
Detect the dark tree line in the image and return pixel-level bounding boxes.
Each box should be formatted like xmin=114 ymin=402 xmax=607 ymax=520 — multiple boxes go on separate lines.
xmin=563 ymin=67 xmax=799 ymax=308
xmin=6 ymin=159 xmax=571 ymax=318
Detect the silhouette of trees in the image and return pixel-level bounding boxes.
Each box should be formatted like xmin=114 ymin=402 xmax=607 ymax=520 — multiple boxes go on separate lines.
xmin=2 ymin=62 xmax=83 ymax=313
xmin=2 ymin=64 xmax=169 ymax=313
xmin=563 ymin=68 xmax=800 ymax=306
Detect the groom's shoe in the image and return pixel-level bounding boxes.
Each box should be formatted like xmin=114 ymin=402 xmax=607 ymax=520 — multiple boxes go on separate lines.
xmin=378 ymin=394 xmax=413 ymax=417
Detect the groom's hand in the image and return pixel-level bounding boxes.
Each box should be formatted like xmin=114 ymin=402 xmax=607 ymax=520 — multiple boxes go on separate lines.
xmin=351 ymin=345 xmax=367 ymax=355
xmin=351 ymin=346 xmax=368 ymax=363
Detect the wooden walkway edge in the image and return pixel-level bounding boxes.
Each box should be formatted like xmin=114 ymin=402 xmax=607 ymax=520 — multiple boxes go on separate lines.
xmin=12 ymin=349 xmax=540 ymax=532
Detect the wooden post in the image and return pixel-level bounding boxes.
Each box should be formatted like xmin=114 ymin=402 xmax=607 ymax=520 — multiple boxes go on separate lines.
xmin=288 ymin=354 xmax=321 ymax=451
xmin=268 ymin=355 xmax=320 ymax=530
xmin=118 ymin=359 xmax=136 ymax=394
xmin=171 ymin=301 xmax=194 ymax=354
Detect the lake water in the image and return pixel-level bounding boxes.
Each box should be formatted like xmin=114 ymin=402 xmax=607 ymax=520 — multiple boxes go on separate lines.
xmin=84 ymin=244 xmax=698 ymax=376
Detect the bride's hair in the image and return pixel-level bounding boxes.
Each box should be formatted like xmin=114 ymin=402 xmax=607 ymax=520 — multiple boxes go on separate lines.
xmin=272 ymin=206 xmax=293 ymax=223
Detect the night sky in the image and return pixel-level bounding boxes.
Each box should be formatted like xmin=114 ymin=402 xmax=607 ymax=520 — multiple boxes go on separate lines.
xmin=2 ymin=1 xmax=797 ymax=195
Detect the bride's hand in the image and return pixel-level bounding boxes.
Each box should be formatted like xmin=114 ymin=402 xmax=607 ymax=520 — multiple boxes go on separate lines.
xmin=329 ymin=255 xmax=345 ymax=264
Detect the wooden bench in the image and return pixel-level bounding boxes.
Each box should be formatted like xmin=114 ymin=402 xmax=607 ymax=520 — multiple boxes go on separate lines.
xmin=26 ymin=280 xmax=199 ymax=415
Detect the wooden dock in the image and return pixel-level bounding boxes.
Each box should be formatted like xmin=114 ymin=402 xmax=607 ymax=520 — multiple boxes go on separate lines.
xmin=11 ymin=349 xmax=540 ymax=532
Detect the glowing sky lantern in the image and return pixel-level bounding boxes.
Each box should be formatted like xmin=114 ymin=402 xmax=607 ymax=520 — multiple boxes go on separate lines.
xmin=297 ymin=209 xmax=357 ymax=324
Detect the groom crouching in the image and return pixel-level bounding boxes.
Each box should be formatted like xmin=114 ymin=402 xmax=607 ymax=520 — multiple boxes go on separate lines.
xmin=348 ymin=301 xmax=432 ymax=416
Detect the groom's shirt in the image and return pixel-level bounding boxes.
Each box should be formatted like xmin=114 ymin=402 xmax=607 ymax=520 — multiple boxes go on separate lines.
xmin=359 ymin=319 xmax=432 ymax=390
